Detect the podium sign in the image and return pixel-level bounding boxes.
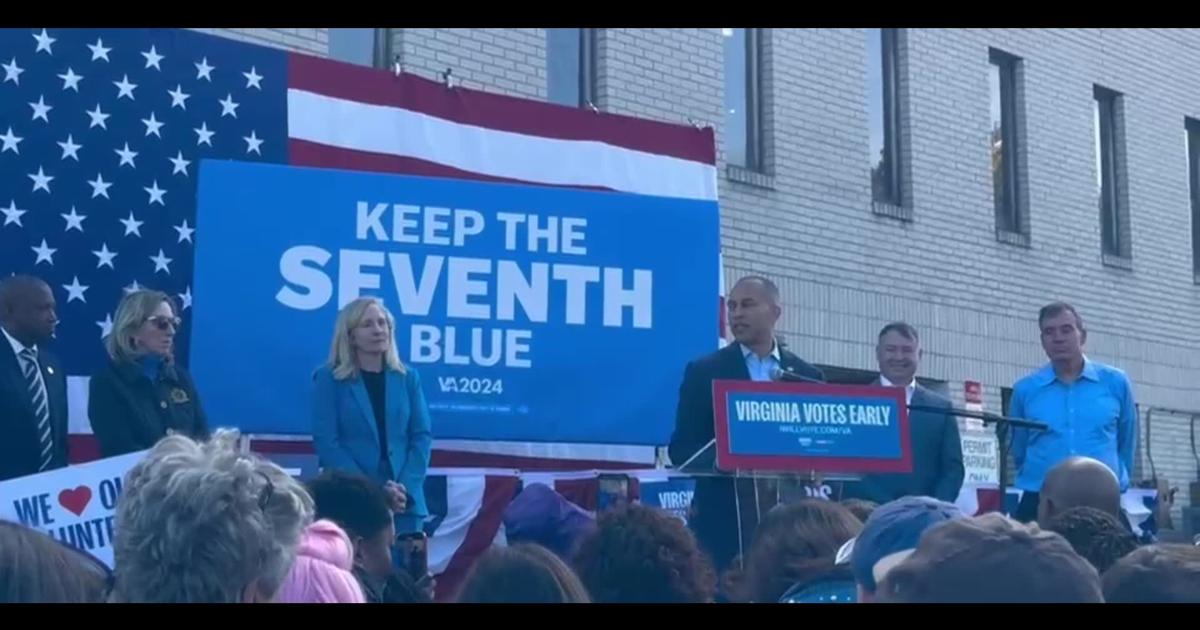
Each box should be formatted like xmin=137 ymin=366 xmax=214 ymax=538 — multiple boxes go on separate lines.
xmin=712 ymin=381 xmax=912 ymax=474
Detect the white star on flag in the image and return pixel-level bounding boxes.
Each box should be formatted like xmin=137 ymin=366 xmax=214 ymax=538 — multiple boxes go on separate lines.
xmin=120 ymin=211 xmax=145 ymax=237
xmin=2 ymin=28 xmax=282 ymax=367
xmin=29 ymin=166 xmax=53 ymax=193
xmin=145 ymin=180 xmax=166 ymax=205
xmin=3 ymin=58 xmax=24 ymax=85
xmin=1 ymin=200 xmax=26 ymax=227
xmin=86 ymin=104 xmax=110 ymax=129
xmin=29 ymin=95 xmax=52 ymax=122
xmin=61 ymin=206 xmax=86 ymax=232
xmin=93 ymin=243 xmax=117 ymax=269
xmin=142 ymin=45 xmax=164 ymax=70
xmin=63 ymin=276 xmax=89 ymax=303
xmin=195 ymin=122 xmax=214 ymax=146
xmin=243 ymin=66 xmax=263 ymax=89
xmin=169 ymin=151 xmax=191 ymax=176
xmin=219 ymin=93 xmax=239 ymax=118
xmin=97 ymin=313 xmax=113 ymax=338
xmin=142 ymin=112 xmax=164 ymax=137
xmin=57 ymin=134 xmax=82 ymax=161
xmin=115 ymin=142 xmax=138 ymax=168
xmin=113 ymin=74 xmax=137 ymax=100
xmin=195 ymin=57 xmax=214 ymax=81
xmin=150 ymin=249 xmax=173 ymax=274
xmin=175 ymin=219 xmax=195 ymax=244
xmin=244 ymin=130 xmax=263 ymax=155
xmin=168 ymin=84 xmax=190 ymax=109
xmin=32 ymin=239 xmax=56 ymax=265
xmin=88 ymin=38 xmax=112 ymax=62
xmin=87 ymin=173 xmax=113 ymax=199
xmin=1 ymin=127 xmax=22 ymax=154
xmin=124 ymin=279 xmax=143 ymax=294
xmin=33 ymin=29 xmax=56 ymax=54
xmin=58 ymin=67 xmax=83 ymax=91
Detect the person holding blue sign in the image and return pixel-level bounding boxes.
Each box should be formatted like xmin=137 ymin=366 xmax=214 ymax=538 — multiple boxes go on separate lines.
xmin=311 ymin=297 xmax=433 ymax=536
xmin=1009 ymin=302 xmax=1138 ymax=523
xmin=89 ymin=290 xmax=209 ymax=458
xmin=668 ymin=276 xmax=824 ymax=573
xmin=842 ymin=323 xmax=964 ymax=504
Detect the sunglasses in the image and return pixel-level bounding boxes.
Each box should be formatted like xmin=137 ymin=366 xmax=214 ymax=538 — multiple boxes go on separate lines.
xmin=146 ymin=315 xmax=182 ymax=331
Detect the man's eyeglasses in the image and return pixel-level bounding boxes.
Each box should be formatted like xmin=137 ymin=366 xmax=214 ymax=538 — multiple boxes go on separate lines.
xmin=146 ymin=315 xmax=182 ymax=331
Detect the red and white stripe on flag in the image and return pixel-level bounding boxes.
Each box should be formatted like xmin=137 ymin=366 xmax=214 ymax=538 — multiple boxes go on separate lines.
xmin=67 ymin=51 xmax=723 ymax=468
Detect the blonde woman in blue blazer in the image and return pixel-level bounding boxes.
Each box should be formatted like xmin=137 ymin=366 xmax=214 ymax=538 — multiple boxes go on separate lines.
xmin=312 ymin=297 xmax=433 ymax=535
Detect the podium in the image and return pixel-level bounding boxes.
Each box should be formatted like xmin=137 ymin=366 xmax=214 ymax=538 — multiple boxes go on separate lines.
xmin=676 ymin=380 xmax=913 ymax=568
xmin=711 ymin=380 xmax=912 ymax=475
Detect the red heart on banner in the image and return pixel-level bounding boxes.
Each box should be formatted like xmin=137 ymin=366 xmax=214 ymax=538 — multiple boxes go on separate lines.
xmin=58 ymin=486 xmax=93 ymax=516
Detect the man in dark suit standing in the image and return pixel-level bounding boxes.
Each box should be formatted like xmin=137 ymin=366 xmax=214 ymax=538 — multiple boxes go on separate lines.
xmin=668 ymin=276 xmax=824 ymax=573
xmin=844 ymin=322 xmax=964 ymax=504
xmin=0 ymin=275 xmax=69 ymax=481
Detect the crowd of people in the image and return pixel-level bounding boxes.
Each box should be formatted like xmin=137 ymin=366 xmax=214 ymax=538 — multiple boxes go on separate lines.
xmin=2 ymin=428 xmax=1197 ymax=603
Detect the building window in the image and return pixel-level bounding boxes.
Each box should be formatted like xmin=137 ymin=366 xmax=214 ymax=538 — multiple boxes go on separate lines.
xmin=1095 ymin=86 xmax=1129 ymax=260
xmin=1187 ymin=119 xmax=1200 ymax=279
xmin=989 ymin=49 xmax=1024 ymax=236
xmin=867 ymin=28 xmax=902 ymax=206
xmin=723 ymin=28 xmax=763 ymax=172
xmin=547 ymin=28 xmax=596 ymax=107
xmin=329 ymin=28 xmax=390 ymax=68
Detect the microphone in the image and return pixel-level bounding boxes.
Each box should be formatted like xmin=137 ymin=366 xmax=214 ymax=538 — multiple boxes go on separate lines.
xmin=770 ymin=367 xmax=824 ymax=384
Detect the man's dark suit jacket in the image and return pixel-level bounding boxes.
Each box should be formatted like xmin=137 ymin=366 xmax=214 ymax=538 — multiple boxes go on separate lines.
xmin=0 ymin=336 xmax=69 ymax=481
xmin=668 ymin=342 xmax=824 ymax=572
xmin=841 ymin=380 xmax=965 ymax=504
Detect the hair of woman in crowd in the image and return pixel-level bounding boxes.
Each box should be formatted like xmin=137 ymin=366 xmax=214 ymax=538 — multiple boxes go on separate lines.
xmin=573 ymin=503 xmax=716 ymax=603
xmin=839 ymin=498 xmax=879 ymax=524
xmin=306 ymin=469 xmax=432 ymax=603
xmin=1102 ymin=544 xmax=1200 ymax=603
xmin=0 ymin=520 xmax=110 ymax=603
xmin=736 ymin=499 xmax=863 ymax=603
xmin=1043 ymin=506 xmax=1139 ymax=574
xmin=456 ymin=543 xmax=591 ymax=603
xmin=276 ymin=519 xmax=366 ymax=603
xmin=110 ymin=429 xmax=314 ymax=603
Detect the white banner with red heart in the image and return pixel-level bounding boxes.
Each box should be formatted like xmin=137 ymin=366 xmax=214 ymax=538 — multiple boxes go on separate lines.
xmin=0 ymin=450 xmax=147 ymax=568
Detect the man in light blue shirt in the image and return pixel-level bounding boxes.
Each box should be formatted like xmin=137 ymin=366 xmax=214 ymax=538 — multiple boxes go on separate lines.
xmin=1009 ymin=302 xmax=1138 ymax=523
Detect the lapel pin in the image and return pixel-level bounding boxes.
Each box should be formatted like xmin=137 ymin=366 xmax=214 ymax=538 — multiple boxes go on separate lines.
xmin=46 ymin=366 xmax=54 ymax=375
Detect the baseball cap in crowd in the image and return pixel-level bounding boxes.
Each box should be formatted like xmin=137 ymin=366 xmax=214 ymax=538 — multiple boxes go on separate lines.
xmin=839 ymin=495 xmax=963 ymax=595
xmin=875 ymin=512 xmax=1104 ymax=603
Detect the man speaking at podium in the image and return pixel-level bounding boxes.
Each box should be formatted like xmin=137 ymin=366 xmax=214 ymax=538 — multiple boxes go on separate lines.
xmin=668 ymin=276 xmax=824 ymax=572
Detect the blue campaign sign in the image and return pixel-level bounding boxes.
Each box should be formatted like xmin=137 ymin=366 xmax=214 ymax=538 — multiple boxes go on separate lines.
xmin=190 ymin=161 xmax=718 ymax=444
xmin=638 ymin=477 xmax=696 ymax=525
xmin=713 ymin=381 xmax=911 ymax=474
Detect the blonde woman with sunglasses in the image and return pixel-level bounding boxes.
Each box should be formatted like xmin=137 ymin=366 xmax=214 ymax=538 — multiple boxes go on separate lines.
xmin=89 ymin=289 xmax=209 ymax=457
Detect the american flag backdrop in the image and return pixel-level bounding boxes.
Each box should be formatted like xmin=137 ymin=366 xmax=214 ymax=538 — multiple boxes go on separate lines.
xmin=1 ymin=28 xmax=286 ymax=379
xmin=0 ymin=27 xmax=720 ymax=466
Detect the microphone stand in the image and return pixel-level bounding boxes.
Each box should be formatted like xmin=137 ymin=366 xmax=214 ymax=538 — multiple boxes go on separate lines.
xmin=908 ymin=405 xmax=1049 ymax=512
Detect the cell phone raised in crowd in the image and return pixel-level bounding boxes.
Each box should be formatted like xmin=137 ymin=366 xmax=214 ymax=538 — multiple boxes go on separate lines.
xmin=396 ymin=531 xmax=429 ymax=581
xmin=597 ymin=473 xmax=631 ymax=511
